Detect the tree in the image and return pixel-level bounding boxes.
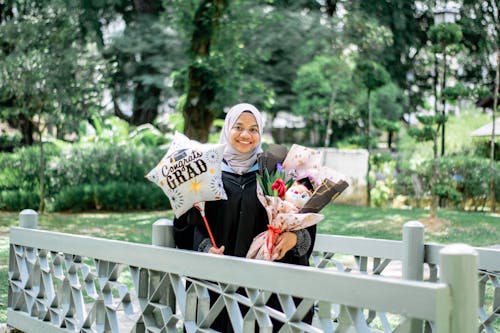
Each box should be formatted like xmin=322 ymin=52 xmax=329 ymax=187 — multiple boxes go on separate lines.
xmin=355 ymin=0 xmax=432 ymax=87
xmin=408 ymin=114 xmax=446 ymax=218
xmin=179 ymin=0 xmax=228 ymax=142
xmin=239 ymin=1 xmax=329 ymax=117
xmin=492 ymin=53 xmax=499 ymax=213
xmin=354 ymin=60 xmax=390 ymax=206
xmin=0 ymin=1 xmax=105 ymax=212
xmin=78 ymin=0 xmax=184 ymax=126
xmin=174 ymin=0 xmax=331 ymax=142
xmin=428 ymin=22 xmax=463 ymax=156
xmin=461 ymin=0 xmax=499 ymax=212
xmin=292 ymin=55 xmax=357 ymax=146
xmin=105 ymin=13 xmax=183 ymax=125
xmin=372 ymin=83 xmax=406 ymax=149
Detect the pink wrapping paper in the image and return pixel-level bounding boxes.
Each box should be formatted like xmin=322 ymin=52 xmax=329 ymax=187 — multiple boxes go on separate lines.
xmin=246 ymin=183 xmax=323 ymax=261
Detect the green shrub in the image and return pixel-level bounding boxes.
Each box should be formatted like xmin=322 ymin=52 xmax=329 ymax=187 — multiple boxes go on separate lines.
xmin=472 ymin=141 xmax=499 ymax=160
xmin=51 ymin=182 xmax=170 ymax=212
xmin=129 ymin=124 xmax=170 ymax=147
xmin=0 ymin=144 xmax=60 ymax=211
xmin=0 ymin=190 xmax=40 ymax=211
xmin=50 ymin=184 xmax=95 ymax=212
xmin=46 ymin=143 xmax=165 ymax=193
xmin=396 ymin=155 xmax=498 ymax=211
xmin=94 ymin=182 xmax=170 ymax=211
xmin=369 ymin=152 xmax=397 ymax=207
xmin=0 ymin=133 xmax=22 ymax=152
xmin=0 ymin=143 xmax=60 ymax=192
xmin=0 ymin=142 xmax=169 ymax=211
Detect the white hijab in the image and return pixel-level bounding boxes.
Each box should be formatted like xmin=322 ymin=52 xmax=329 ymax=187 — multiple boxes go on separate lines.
xmin=219 ymin=103 xmax=263 ymax=174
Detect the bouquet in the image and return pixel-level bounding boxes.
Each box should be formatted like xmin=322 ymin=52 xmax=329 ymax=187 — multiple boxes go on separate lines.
xmin=246 ymin=144 xmax=349 ymax=261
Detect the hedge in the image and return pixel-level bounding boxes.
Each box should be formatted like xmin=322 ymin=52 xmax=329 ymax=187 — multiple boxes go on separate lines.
xmin=0 ymin=143 xmax=171 ymax=211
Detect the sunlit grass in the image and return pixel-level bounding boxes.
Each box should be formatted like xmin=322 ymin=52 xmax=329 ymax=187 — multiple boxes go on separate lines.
xmin=319 ymin=205 xmax=500 ymax=247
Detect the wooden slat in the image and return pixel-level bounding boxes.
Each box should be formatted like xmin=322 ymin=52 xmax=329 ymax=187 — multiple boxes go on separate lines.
xmin=425 ymin=243 xmax=500 ymax=271
xmin=314 ymin=234 xmax=403 ymax=260
xmin=8 ymin=309 xmax=70 ymax=333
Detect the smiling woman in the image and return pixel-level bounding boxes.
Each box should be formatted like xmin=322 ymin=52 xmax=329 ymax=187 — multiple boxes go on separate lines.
xmin=171 ymin=103 xmax=319 ymax=332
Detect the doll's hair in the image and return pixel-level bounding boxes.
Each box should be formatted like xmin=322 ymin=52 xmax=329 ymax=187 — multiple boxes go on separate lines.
xmin=297 ymin=177 xmax=314 ymax=192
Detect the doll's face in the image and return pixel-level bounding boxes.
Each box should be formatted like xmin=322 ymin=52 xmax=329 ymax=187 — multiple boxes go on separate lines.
xmin=285 ymin=183 xmax=311 ymax=208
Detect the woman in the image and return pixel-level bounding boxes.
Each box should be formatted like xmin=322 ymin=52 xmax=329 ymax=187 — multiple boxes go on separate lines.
xmin=173 ymin=103 xmax=315 ymax=331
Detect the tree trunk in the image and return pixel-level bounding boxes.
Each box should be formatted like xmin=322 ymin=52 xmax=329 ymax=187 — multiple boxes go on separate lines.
xmin=39 ymin=137 xmax=45 ymax=213
xmin=133 ymin=0 xmax=160 ymax=13
xmin=490 ymin=50 xmax=499 ymax=213
xmin=128 ymin=0 xmax=162 ymax=126
xmin=183 ymin=0 xmax=228 ymax=143
xmin=20 ymin=115 xmax=35 ymax=146
xmin=324 ymin=88 xmax=338 ymax=147
xmin=430 ymin=52 xmax=439 ymax=218
xmin=324 ymin=0 xmax=338 ymax=16
xmin=130 ymin=82 xmax=161 ymax=125
xmin=366 ymin=89 xmax=372 ymax=207
xmin=441 ymin=52 xmax=447 ymax=156
xmin=430 ymin=124 xmax=441 ymax=218
xmin=36 ymin=116 xmax=46 ymax=213
xmin=7 ymin=113 xmax=34 ymax=146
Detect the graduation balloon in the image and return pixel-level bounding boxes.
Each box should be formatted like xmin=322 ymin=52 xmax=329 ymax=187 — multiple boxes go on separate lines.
xmin=146 ymin=132 xmax=227 ymax=218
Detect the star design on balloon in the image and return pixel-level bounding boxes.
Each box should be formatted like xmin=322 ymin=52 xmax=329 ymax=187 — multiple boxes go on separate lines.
xmin=189 ymin=178 xmax=203 ymax=193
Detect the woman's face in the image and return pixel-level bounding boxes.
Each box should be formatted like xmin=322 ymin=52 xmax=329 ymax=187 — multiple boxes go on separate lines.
xmin=229 ymin=112 xmax=260 ymax=154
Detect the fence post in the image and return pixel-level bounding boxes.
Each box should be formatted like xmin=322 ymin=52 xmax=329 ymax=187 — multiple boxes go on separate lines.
xmin=439 ymin=243 xmax=478 ymax=333
xmin=152 ymin=218 xmax=176 ymax=248
xmin=19 ymin=209 xmax=38 ymax=229
xmin=402 ymin=220 xmax=424 ymax=281
xmin=151 ymin=218 xmax=176 ymax=311
xmin=401 ymin=220 xmax=425 ymax=332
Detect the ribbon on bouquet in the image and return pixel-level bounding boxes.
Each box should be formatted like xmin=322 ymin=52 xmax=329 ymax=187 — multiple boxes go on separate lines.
xmin=266 ymin=224 xmax=282 ymax=259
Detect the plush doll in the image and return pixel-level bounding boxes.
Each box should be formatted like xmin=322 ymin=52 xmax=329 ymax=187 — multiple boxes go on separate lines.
xmin=284 ymin=182 xmax=312 ymax=209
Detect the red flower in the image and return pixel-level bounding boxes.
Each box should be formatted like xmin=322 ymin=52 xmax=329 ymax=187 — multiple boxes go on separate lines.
xmin=271 ymin=178 xmax=287 ymax=199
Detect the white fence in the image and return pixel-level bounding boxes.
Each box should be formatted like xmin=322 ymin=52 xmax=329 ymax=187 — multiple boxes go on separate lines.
xmin=7 ymin=210 xmax=499 ymax=332
xmin=312 ymin=224 xmax=500 ymax=332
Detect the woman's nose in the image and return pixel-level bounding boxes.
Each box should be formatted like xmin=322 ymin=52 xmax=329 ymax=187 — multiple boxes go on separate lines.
xmin=240 ymin=129 xmax=252 ymax=136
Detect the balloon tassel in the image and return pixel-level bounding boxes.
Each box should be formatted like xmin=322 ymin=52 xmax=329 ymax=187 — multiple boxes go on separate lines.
xmin=193 ymin=202 xmax=218 ymax=249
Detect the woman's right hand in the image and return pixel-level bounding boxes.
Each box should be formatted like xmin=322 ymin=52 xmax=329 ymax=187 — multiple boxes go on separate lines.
xmin=208 ymin=245 xmax=225 ymax=255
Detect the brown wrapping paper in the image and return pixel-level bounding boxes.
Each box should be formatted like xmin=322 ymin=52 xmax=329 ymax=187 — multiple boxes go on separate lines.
xmin=299 ymin=178 xmax=349 ymax=213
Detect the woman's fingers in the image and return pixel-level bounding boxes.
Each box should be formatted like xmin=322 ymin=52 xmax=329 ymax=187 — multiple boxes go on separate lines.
xmin=208 ymin=245 xmax=225 ymax=255
xmin=274 ymin=232 xmax=297 ymax=259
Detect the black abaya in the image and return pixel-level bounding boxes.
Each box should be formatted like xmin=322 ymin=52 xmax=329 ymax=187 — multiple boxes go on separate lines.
xmin=173 ymin=168 xmax=315 ymax=332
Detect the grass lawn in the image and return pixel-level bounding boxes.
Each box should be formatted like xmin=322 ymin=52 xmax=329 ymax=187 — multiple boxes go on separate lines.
xmin=0 ymin=205 xmax=499 ymax=324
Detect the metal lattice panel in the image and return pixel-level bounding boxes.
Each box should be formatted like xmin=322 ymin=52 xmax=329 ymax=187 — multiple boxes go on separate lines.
xmin=312 ymin=250 xmax=500 ymax=333
xmin=311 ymin=250 xmax=402 ymax=332
xmin=478 ymin=270 xmax=500 ymax=332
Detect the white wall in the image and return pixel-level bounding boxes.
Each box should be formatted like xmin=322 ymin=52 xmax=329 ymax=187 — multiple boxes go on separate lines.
xmin=321 ymin=148 xmax=369 ymax=206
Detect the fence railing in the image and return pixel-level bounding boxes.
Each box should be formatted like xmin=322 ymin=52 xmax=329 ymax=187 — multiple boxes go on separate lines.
xmin=6 ymin=210 xmax=491 ymax=332
xmin=312 ymin=221 xmax=500 ymax=332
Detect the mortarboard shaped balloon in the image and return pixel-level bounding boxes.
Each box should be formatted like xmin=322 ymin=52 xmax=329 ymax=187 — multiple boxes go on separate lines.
xmin=146 ymin=132 xmax=227 ymax=248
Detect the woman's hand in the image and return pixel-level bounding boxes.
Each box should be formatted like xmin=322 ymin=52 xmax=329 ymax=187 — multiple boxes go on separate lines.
xmin=273 ymin=232 xmax=297 ymax=260
xmin=208 ymin=245 xmax=225 ymax=255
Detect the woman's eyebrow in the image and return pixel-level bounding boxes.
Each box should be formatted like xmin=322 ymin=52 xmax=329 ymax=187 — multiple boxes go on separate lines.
xmin=234 ymin=121 xmax=258 ymax=128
